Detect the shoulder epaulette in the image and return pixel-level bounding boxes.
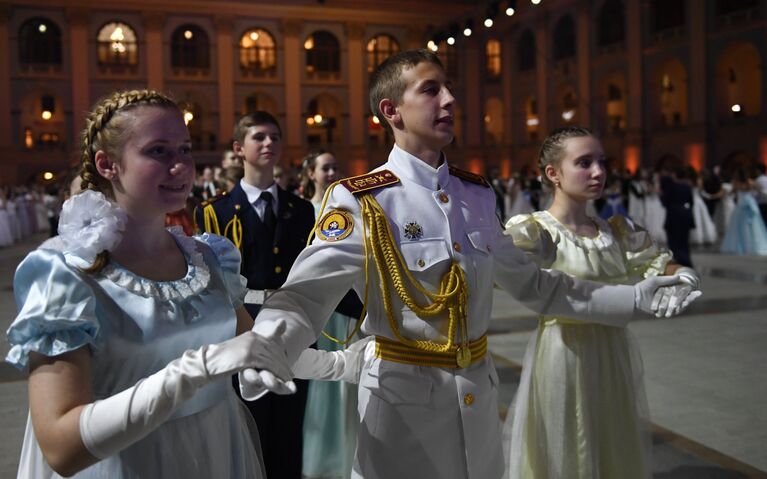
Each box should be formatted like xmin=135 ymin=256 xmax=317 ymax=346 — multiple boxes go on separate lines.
xmin=200 ymin=191 xmax=228 ymax=207
xmin=449 ymin=166 xmax=490 ymax=187
xmin=339 ymin=169 xmax=400 ymax=195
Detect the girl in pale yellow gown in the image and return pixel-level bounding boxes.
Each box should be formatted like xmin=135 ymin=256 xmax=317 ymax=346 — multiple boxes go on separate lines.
xmin=503 ymin=127 xmax=690 ymax=479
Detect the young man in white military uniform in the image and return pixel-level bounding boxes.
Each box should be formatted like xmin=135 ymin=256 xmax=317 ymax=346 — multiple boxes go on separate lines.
xmin=242 ymin=50 xmax=699 ymax=479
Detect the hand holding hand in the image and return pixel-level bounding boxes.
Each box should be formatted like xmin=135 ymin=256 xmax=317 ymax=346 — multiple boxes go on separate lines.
xmin=633 ymin=275 xmax=684 ymax=316
xmin=650 ymin=267 xmax=702 ymax=318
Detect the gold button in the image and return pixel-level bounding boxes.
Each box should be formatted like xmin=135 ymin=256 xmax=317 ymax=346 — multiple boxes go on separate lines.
xmin=273 ymin=246 xmax=280 ymax=254
xmin=417 ymin=259 xmax=425 ymax=267
xmin=453 ymin=242 xmax=461 ymax=252
xmin=463 ymin=393 xmax=474 ymax=406
xmin=438 ymin=192 xmax=449 ymax=203
xmin=274 ymin=266 xmax=282 ymax=274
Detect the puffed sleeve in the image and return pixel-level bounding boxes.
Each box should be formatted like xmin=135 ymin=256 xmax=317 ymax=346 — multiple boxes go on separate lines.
xmin=195 ymin=233 xmax=248 ymax=309
xmin=608 ymin=215 xmax=672 ymax=278
xmin=503 ymin=214 xmax=556 ymax=268
xmin=6 ymin=249 xmax=100 ymax=370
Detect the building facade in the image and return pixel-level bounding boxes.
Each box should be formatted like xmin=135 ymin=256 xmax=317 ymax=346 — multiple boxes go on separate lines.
xmin=1 ymin=0 xmax=765 ymax=185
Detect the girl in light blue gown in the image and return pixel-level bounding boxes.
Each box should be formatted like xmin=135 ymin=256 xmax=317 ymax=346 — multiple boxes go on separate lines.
xmin=720 ymin=169 xmax=767 ymax=255
xmin=4 ymin=90 xmax=295 ymax=478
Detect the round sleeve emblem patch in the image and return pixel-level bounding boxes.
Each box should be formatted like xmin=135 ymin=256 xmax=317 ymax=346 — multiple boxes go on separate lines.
xmin=316 ymin=209 xmax=354 ymax=242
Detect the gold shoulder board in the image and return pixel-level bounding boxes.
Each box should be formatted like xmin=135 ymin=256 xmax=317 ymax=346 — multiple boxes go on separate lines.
xmin=449 ymin=166 xmax=489 ymax=187
xmin=340 ymin=169 xmax=400 ymax=195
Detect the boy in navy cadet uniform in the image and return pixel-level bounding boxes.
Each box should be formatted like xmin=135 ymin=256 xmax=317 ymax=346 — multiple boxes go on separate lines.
xmin=195 ymin=111 xmax=314 ymax=479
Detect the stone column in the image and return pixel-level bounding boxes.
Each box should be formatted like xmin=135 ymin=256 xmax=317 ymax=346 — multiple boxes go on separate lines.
xmin=0 ymin=6 xmax=11 ymax=148
xmin=345 ymin=22 xmax=368 ymax=172
xmin=464 ymin=36 xmax=482 ymax=149
xmin=625 ymin=0 xmax=644 ymax=165
xmin=406 ymin=27 xmax=422 ymax=50
xmin=687 ymin=0 xmax=707 ymax=167
xmin=281 ymin=19 xmax=303 ymax=150
xmin=143 ymin=12 xmax=165 ymax=92
xmin=215 ymin=15 xmax=234 ymax=145
xmin=535 ymin=14 xmax=549 ymax=136
xmin=576 ymin=1 xmax=591 ymax=126
xmin=500 ymin=33 xmax=515 ymax=177
xmin=67 ymin=8 xmax=90 ymax=130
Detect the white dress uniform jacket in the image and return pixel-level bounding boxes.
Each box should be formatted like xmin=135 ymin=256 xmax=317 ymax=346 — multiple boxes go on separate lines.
xmin=253 ymin=145 xmax=637 ymax=479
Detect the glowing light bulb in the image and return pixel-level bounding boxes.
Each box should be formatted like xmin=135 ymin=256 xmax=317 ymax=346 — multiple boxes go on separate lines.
xmin=184 ymin=30 xmax=193 ymax=40
xmin=41 ymin=110 xmax=52 ymax=120
xmin=250 ymin=31 xmax=259 ymax=41
xmin=38 ymin=24 xmax=47 ymax=33
xmin=43 ymin=172 xmax=54 ymax=180
xmin=183 ymin=111 xmax=194 ymax=124
xmin=463 ymin=27 xmax=472 ymax=37
xmin=484 ymin=18 xmax=494 ymax=28
xmin=506 ymin=7 xmax=515 ymax=16
xmin=372 ymin=116 xmax=380 ymax=124
xmin=447 ymin=36 xmax=455 ymax=45
xmin=313 ymin=114 xmax=323 ymax=124
xmin=731 ymin=104 xmax=741 ymax=113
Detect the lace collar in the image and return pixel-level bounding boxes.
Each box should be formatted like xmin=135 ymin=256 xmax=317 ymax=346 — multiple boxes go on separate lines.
xmin=535 ymin=210 xmax=614 ymax=250
xmin=100 ymin=227 xmax=211 ymax=301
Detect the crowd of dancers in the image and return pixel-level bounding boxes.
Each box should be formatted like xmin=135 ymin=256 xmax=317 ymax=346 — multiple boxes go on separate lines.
xmin=492 ymin=162 xmax=767 ymax=257
xmin=0 ymin=186 xmax=60 ymax=248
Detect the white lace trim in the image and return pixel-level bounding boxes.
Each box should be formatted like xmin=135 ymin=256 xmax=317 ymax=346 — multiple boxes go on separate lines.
xmin=100 ymin=227 xmax=211 ymax=301
xmin=536 ymin=210 xmax=615 ymax=250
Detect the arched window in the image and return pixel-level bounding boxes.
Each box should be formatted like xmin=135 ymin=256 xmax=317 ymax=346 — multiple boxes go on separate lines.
xmin=597 ymin=0 xmax=625 ymax=47
xmin=716 ymin=0 xmax=758 ymax=16
xmin=650 ymin=0 xmax=685 ymax=33
xmin=656 ymin=59 xmax=688 ymax=127
xmin=517 ymin=29 xmax=536 ymax=72
xmin=486 ymin=39 xmax=501 ymax=78
xmin=367 ymin=34 xmax=400 ymax=73
xmin=305 ymin=31 xmax=340 ymax=79
xmin=437 ymin=41 xmax=457 ymax=78
xmin=715 ymin=42 xmax=762 ymax=118
xmin=97 ymin=22 xmax=138 ymax=66
xmin=606 ymin=81 xmax=627 ymax=132
xmin=171 ymin=24 xmax=210 ymax=70
xmin=18 ymin=17 xmax=62 ymax=66
xmin=552 ymin=15 xmax=576 ymax=61
xmin=305 ymin=94 xmax=343 ymax=146
xmin=239 ymin=28 xmax=276 ymax=77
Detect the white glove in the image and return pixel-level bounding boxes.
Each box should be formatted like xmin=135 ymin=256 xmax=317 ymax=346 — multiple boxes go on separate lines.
xmin=650 ymin=268 xmax=702 ymax=318
xmin=79 ymin=322 xmax=294 ymax=459
xmin=292 ymin=336 xmax=373 ymax=384
xmin=633 ymin=275 xmax=686 ymax=316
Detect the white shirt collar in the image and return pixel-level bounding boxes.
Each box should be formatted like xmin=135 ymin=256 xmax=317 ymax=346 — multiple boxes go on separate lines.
xmin=240 ymin=179 xmax=279 ymax=207
xmin=388 ymin=144 xmax=450 ymax=191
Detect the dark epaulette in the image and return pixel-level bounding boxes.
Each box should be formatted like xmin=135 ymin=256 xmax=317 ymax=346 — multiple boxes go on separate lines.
xmin=339 ymin=169 xmax=400 ymax=195
xmin=199 ymin=191 xmax=228 ymax=208
xmin=449 ymin=166 xmax=490 ymax=188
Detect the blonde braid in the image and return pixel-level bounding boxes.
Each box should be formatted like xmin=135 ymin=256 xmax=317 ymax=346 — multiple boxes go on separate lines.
xmin=78 ymin=89 xmax=179 ymax=274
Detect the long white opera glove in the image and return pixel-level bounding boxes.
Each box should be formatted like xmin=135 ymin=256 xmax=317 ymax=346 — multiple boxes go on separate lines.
xmin=79 ymin=323 xmax=294 ymax=460
xmin=633 ymin=275 xmax=689 ymax=316
xmin=651 ymin=267 xmax=702 ymax=318
xmin=292 ymin=336 xmax=373 ymax=383
xmin=240 ymin=336 xmax=374 ymax=401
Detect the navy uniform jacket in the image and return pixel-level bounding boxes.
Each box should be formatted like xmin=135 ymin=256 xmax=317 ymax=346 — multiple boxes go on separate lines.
xmin=194 ymin=182 xmax=315 ymax=292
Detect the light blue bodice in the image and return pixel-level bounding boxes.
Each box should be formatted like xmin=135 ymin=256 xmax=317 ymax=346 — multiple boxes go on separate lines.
xmin=7 ymin=229 xmax=247 ymax=420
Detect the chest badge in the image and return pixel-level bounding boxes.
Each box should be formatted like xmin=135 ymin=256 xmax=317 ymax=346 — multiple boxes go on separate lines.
xmin=316 ymin=209 xmax=354 ymax=242
xmin=403 ymin=221 xmax=424 ymax=241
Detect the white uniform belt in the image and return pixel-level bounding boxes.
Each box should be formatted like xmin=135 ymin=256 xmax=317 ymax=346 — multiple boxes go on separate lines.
xmin=244 ymin=289 xmax=274 ymax=305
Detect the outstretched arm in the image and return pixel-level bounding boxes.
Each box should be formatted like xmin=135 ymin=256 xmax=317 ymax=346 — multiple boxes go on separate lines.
xmin=28 ymin=325 xmax=292 ymax=477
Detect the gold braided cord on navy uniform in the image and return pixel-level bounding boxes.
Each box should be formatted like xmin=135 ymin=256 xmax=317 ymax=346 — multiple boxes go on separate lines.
xmin=224 ymin=216 xmax=243 ymax=250
xmin=357 ymin=193 xmax=469 ymax=355
xmin=203 ymin=205 xmax=221 ymax=235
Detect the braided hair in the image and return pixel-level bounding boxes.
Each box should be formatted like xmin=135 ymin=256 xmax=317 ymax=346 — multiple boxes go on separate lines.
xmin=537 ymin=126 xmax=594 ymax=188
xmin=79 ymin=89 xmax=179 ymax=273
